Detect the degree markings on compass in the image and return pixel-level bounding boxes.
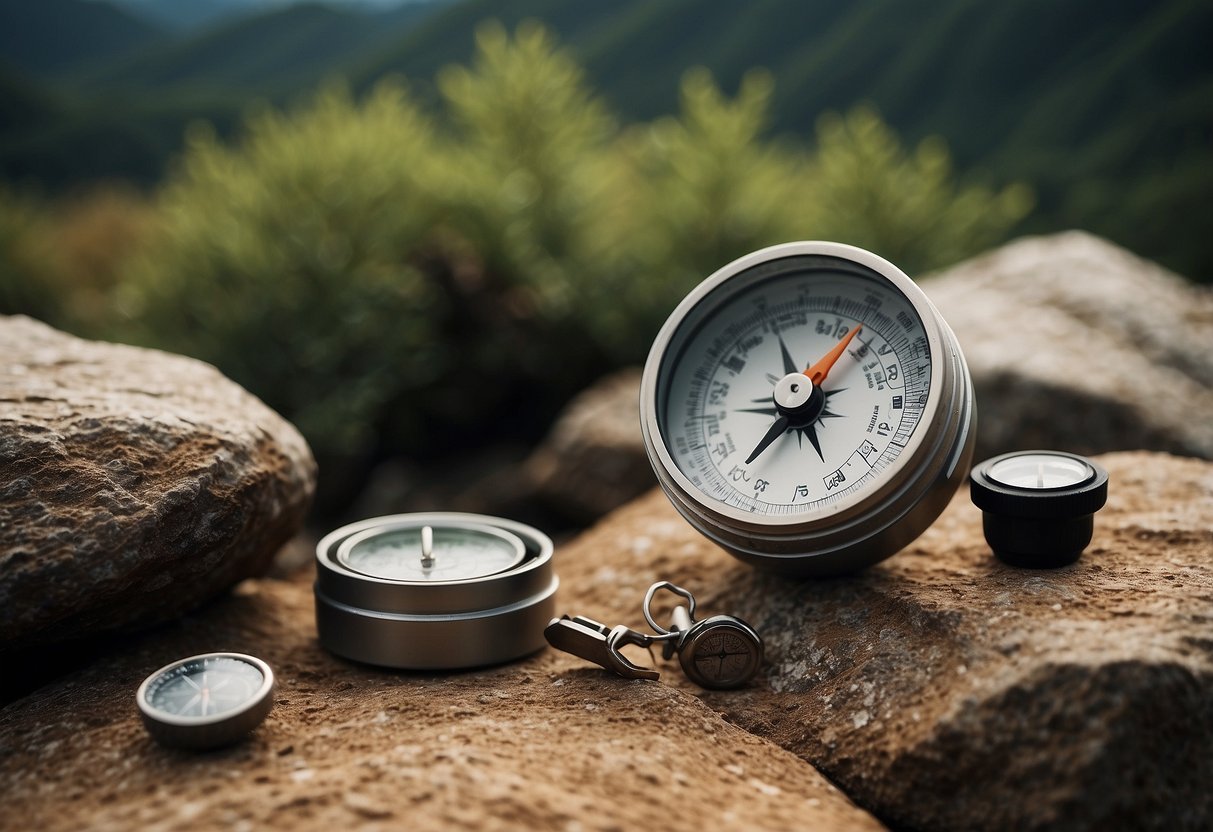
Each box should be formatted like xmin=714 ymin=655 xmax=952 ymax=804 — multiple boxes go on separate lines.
xmin=670 ymin=277 xmax=933 ymax=512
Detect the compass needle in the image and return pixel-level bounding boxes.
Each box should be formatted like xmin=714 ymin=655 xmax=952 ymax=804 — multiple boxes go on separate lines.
xmin=804 ymin=423 xmax=825 ymax=463
xmin=777 ymin=333 xmax=797 ymax=375
xmin=804 ymin=324 xmax=863 ymax=387
xmin=745 ymin=416 xmax=789 ymax=464
xmin=736 ymin=406 xmax=779 ymax=417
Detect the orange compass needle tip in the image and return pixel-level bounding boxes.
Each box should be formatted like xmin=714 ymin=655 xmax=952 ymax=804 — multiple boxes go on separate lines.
xmin=804 ymin=324 xmax=862 ymax=386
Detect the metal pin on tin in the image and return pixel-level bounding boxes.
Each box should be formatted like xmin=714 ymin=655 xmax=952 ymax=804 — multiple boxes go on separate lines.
xmin=545 ymin=581 xmax=764 ymax=690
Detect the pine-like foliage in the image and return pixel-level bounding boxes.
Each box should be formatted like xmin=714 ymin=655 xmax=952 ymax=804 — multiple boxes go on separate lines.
xmin=9 ymin=25 xmax=1031 ymax=470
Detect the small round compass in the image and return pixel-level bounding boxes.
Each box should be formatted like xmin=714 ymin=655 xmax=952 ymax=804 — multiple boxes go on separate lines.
xmin=677 ymin=616 xmax=763 ymax=690
xmin=136 ymin=653 xmax=274 ymax=750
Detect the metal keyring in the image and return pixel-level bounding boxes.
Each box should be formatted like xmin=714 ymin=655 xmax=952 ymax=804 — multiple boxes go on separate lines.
xmin=642 ymin=581 xmax=697 ymax=638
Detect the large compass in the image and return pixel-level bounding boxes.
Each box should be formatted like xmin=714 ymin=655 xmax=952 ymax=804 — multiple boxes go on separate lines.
xmin=640 ymin=242 xmax=976 ymax=575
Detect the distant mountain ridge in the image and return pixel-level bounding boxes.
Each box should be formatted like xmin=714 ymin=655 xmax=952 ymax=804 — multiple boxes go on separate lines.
xmin=0 ymin=0 xmax=163 ymax=77
xmin=1 ymin=0 xmax=1210 ymax=280
xmin=83 ymin=2 xmax=437 ymax=95
xmin=107 ymin=0 xmax=421 ymax=32
xmin=349 ymin=0 xmax=1213 ymax=278
xmin=111 ymin=0 xmax=256 ymax=32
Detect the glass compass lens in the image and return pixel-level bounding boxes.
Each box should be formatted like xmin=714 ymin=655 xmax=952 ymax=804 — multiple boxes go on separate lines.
xmin=640 ymin=242 xmax=975 ymax=576
xmin=987 ymin=453 xmax=1094 ymax=490
xmin=337 ymin=521 xmax=526 ymax=582
xmin=680 ymin=619 xmax=763 ymax=690
xmin=136 ymin=653 xmax=274 ymax=749
xmin=146 ymin=656 xmax=263 ymax=717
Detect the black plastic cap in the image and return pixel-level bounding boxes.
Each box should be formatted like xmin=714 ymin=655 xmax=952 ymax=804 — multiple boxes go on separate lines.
xmin=969 ymin=450 xmax=1109 ymax=569
xmin=970 ymin=450 xmax=1108 ymax=519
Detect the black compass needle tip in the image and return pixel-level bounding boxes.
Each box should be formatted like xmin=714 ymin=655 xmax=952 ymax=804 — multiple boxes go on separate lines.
xmin=744 ymin=415 xmax=789 ymax=464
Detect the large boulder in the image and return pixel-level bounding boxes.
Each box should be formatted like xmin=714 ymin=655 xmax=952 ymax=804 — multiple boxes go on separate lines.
xmin=524 ymin=368 xmax=654 ymax=522
xmin=0 ymin=316 xmax=316 ymax=655
xmin=924 ymin=231 xmax=1213 ymax=460
xmin=557 ymin=452 xmax=1212 ymax=830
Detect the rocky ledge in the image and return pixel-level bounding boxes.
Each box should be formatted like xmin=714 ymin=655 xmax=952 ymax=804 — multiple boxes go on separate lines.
xmin=1 ymin=451 xmax=1208 ymax=831
xmin=926 ymin=230 xmax=1213 ymax=460
xmin=0 ymin=316 xmax=316 ymax=657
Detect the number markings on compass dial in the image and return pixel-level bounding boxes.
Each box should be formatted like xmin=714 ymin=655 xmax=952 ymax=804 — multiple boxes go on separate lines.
xmin=662 ymin=273 xmax=932 ymax=516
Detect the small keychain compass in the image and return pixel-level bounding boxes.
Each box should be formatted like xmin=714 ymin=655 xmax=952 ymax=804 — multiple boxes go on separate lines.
xmin=137 ymin=653 xmax=274 ymax=750
xmin=545 ymin=582 xmax=764 ymax=690
xmin=643 ymin=582 xmax=764 ymax=689
xmin=640 ymin=241 xmax=975 ymax=575
xmin=315 ymin=513 xmax=558 ymax=669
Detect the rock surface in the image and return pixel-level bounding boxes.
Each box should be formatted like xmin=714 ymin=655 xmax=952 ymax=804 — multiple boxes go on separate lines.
xmin=1 ymin=452 xmax=1207 ymax=831
xmin=557 ymin=451 xmax=1213 ymax=830
xmin=524 ymin=368 xmax=655 ymax=523
xmin=0 ymin=315 xmax=316 ymax=654
xmin=0 ymin=576 xmax=881 ymax=831
xmin=925 ymin=231 xmax=1213 ymax=460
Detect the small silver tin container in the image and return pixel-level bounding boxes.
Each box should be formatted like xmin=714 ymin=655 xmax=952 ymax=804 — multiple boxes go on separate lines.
xmin=314 ymin=512 xmax=558 ymax=669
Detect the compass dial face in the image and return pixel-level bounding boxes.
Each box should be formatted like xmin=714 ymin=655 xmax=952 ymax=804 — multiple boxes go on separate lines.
xmin=338 ymin=523 xmax=526 ymax=582
xmin=681 ymin=622 xmax=763 ymax=688
xmin=144 ymin=656 xmax=264 ymax=719
xmin=657 ymin=254 xmax=934 ymax=523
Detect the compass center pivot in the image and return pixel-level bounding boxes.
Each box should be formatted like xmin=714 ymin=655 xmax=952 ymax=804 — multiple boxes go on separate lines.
xmin=773 ymin=372 xmax=824 ymax=425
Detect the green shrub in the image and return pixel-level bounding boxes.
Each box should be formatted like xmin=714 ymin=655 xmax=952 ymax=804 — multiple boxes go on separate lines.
xmin=585 ymin=68 xmax=809 ymax=354
xmin=0 ymin=188 xmax=67 ymax=326
xmin=103 ymin=23 xmax=1031 ymax=478
xmin=115 ymin=83 xmax=446 ymax=459
xmin=806 ymin=106 xmax=1034 ymax=274
xmin=428 ymin=21 xmax=618 ymax=398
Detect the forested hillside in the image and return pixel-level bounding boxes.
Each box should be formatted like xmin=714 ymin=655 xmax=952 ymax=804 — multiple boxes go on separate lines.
xmin=358 ymin=0 xmax=1212 ymax=278
xmin=1 ymin=0 xmax=1209 ymax=278
xmin=84 ymin=2 xmax=439 ymax=94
